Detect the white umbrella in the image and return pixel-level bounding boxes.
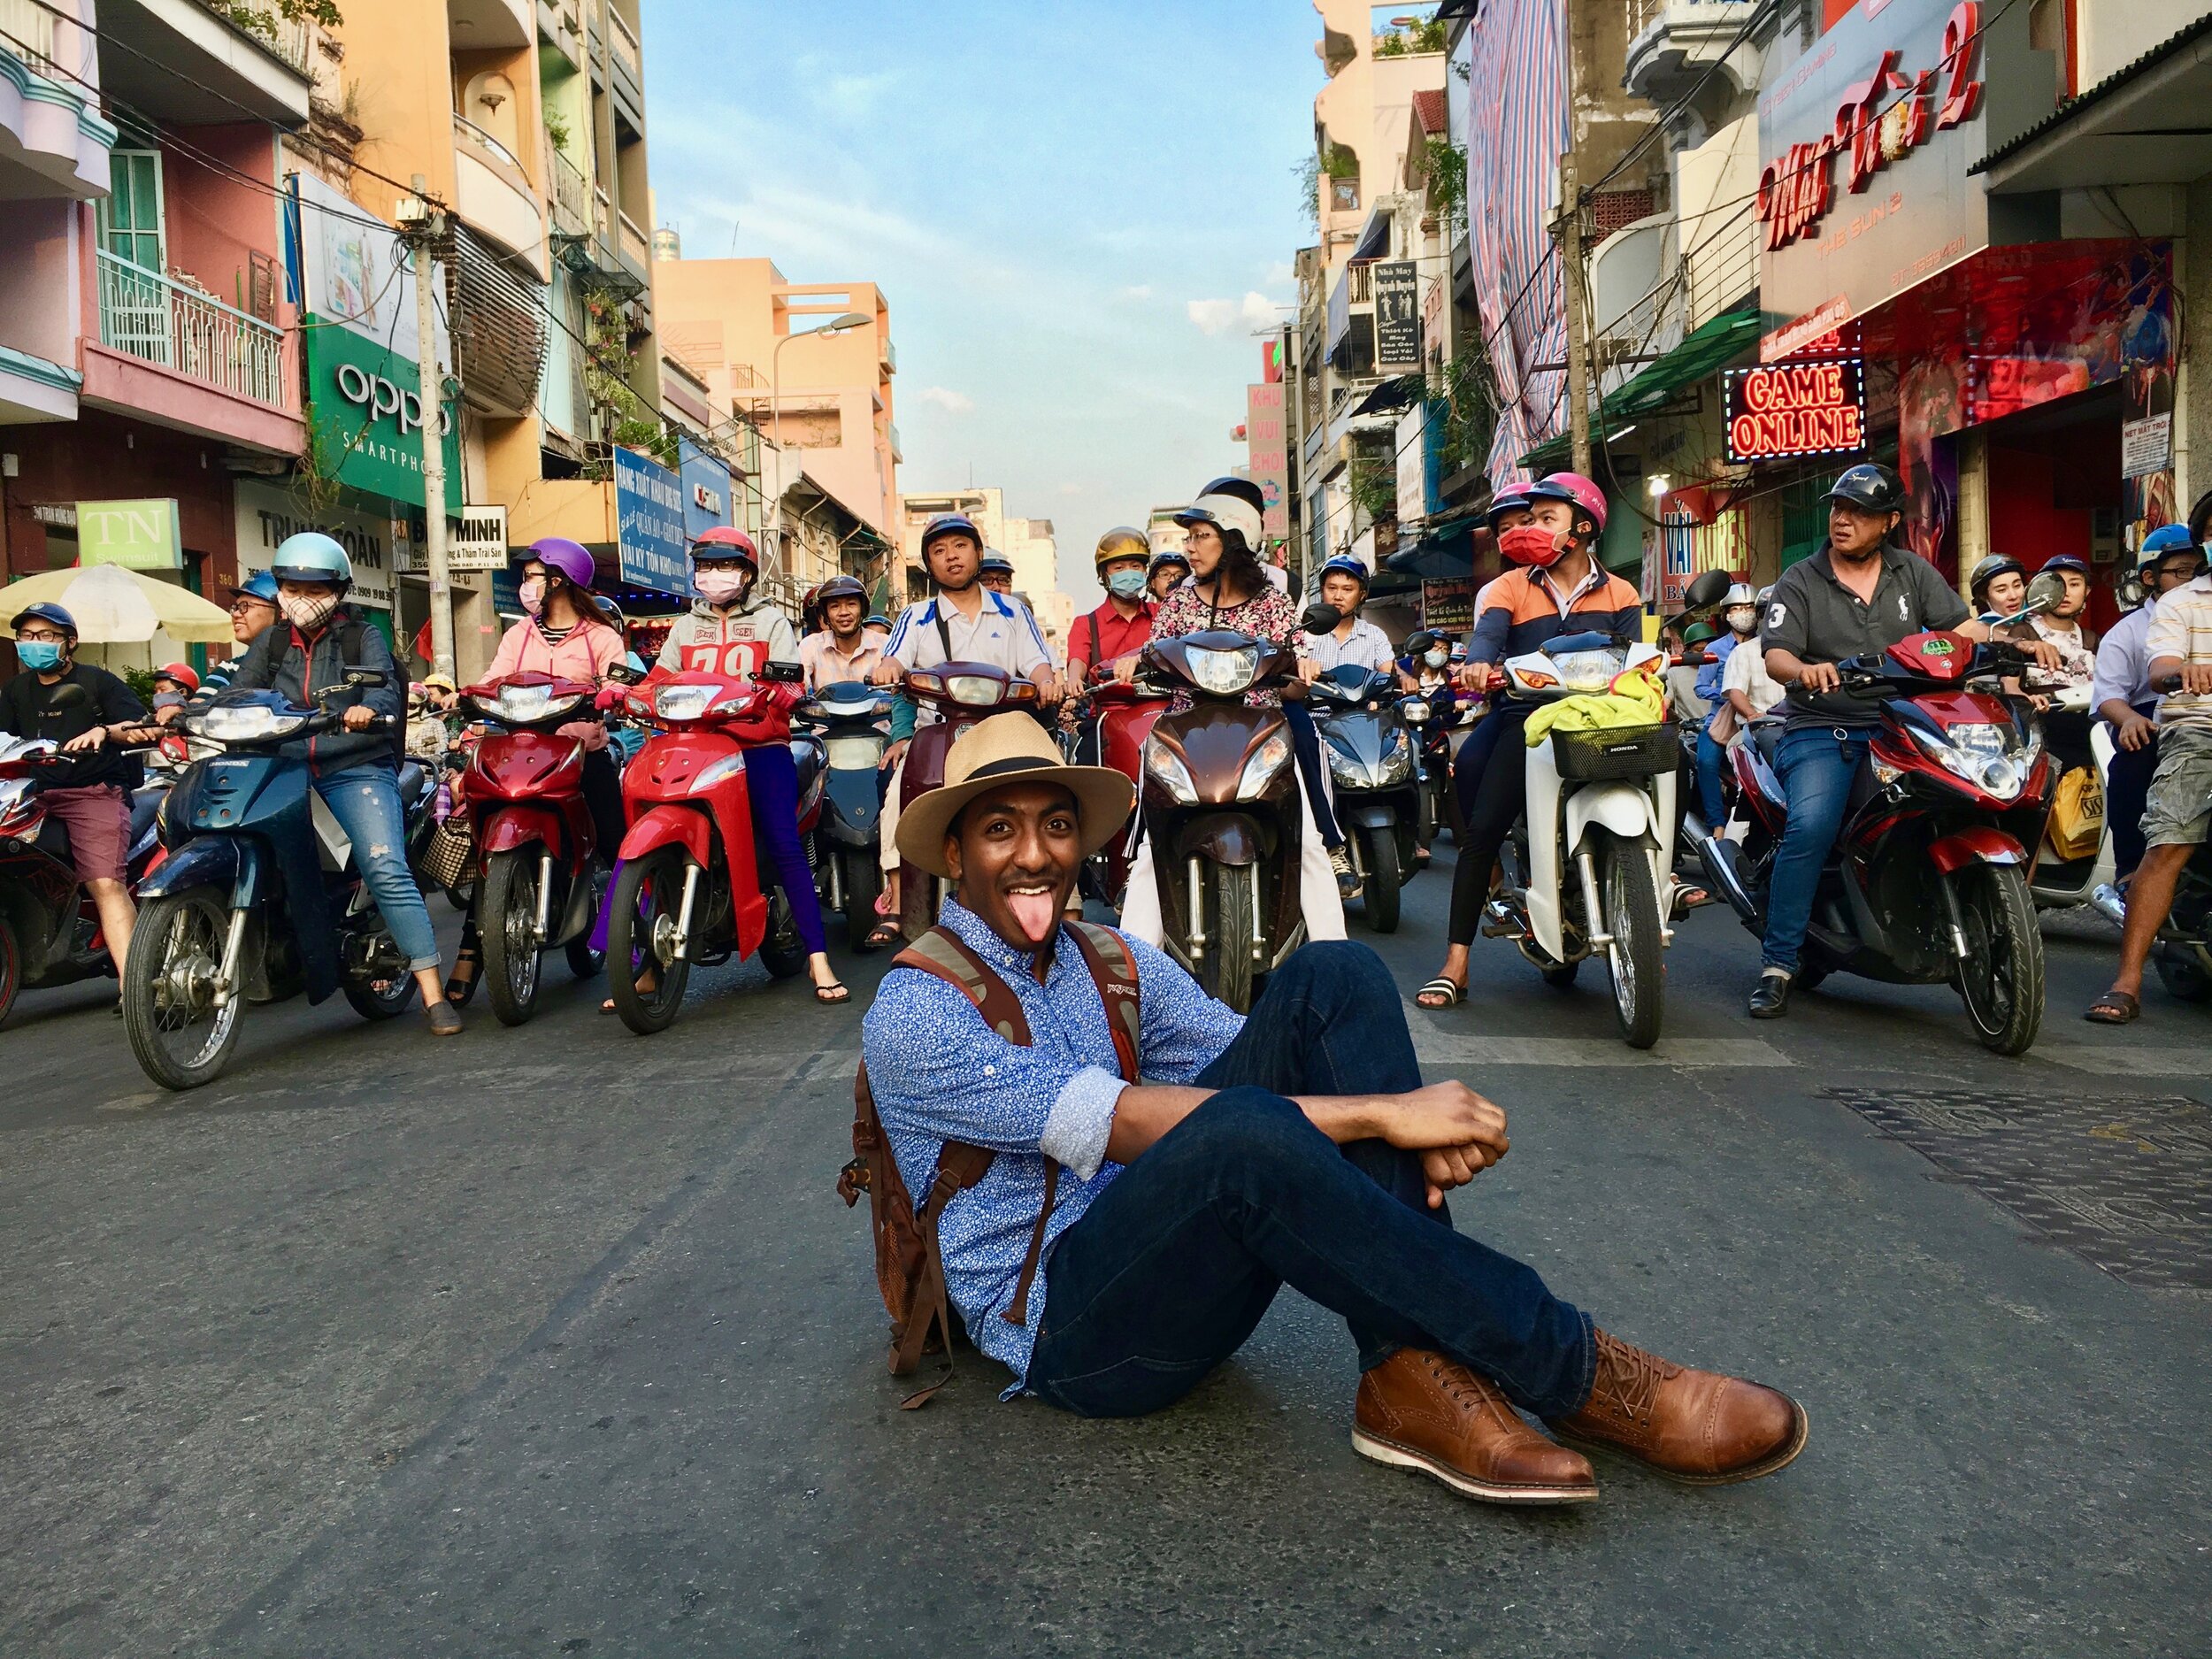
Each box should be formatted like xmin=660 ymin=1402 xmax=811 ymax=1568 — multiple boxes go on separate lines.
xmin=3 ymin=562 xmax=234 ymax=644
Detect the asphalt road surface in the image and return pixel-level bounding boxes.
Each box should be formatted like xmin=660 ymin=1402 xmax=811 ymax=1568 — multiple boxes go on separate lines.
xmin=4 ymin=860 xmax=2208 ymax=1657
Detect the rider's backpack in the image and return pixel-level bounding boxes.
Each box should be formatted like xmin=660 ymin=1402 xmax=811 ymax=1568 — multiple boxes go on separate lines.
xmin=837 ymin=920 xmax=1141 ymax=1406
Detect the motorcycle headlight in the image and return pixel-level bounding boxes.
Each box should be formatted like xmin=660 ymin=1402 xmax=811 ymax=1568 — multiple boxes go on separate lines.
xmin=826 ymin=734 xmax=886 ymax=771
xmin=1144 ymin=739 xmax=1198 ymax=804
xmin=0 ymin=777 xmax=35 ymax=833
xmin=1909 ymin=720 xmax=2031 ymax=801
xmin=188 ymin=704 xmax=306 ymax=743
xmin=1238 ymin=730 xmax=1293 ymax=798
xmin=1401 ymin=699 xmax=1431 ymax=724
xmin=946 ymin=674 xmax=1006 ymax=706
xmin=1378 ymin=727 xmax=1413 ymax=783
xmin=1326 ymin=743 xmax=1367 ymax=787
xmin=1186 ymin=645 xmax=1261 ymax=697
xmin=493 ymin=685 xmax=584 ymax=724
xmin=1548 ymin=649 xmax=1624 ymax=694
xmin=654 ymin=684 xmax=718 ymax=722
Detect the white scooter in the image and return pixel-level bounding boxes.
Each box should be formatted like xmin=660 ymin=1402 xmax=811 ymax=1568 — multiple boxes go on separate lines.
xmin=1487 ymin=630 xmax=1678 ymax=1048
xmin=2027 ymin=681 xmax=2118 ymax=916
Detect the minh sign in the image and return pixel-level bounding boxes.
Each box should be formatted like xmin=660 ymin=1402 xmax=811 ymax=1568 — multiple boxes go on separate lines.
xmin=1724 ymin=358 xmax=1868 ymax=465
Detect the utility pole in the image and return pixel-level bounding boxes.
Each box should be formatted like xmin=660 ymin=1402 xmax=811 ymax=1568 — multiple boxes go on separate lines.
xmin=398 ymin=173 xmax=455 ymax=679
xmin=1555 ymin=0 xmax=1592 ymax=478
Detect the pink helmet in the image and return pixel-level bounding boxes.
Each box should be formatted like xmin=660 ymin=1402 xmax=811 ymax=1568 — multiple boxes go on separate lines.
xmin=1529 ymin=472 xmax=1609 ymax=536
xmin=525 ymin=536 xmax=596 ymax=589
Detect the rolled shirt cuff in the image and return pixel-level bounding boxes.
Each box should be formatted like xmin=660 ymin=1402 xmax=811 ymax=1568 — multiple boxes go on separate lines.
xmin=1039 ymin=1064 xmax=1125 ymax=1181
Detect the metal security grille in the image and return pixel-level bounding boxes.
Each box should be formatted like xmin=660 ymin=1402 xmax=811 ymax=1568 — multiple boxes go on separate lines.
xmin=1828 ymin=1087 xmax=2212 ymax=1289
xmin=446 ymin=223 xmax=549 ymax=419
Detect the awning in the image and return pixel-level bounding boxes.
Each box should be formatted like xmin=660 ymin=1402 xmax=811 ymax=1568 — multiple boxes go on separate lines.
xmin=1351 ymin=208 xmax=1393 ymax=263
xmin=1351 ymin=374 xmax=1421 ymax=418
xmin=1518 ymin=306 xmax=1761 ymax=471
xmin=1974 ymin=12 xmax=2212 ymax=193
xmin=1384 ymin=507 xmax=1483 ymax=579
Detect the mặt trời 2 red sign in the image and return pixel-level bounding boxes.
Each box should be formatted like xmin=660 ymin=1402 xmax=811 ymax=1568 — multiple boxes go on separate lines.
xmin=1724 ymin=357 xmax=1868 ymax=464
xmin=1755 ymin=0 xmax=2009 ymax=361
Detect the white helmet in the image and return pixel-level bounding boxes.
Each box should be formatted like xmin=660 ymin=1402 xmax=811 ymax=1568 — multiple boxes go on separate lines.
xmin=1723 ymin=581 xmax=1757 ymax=607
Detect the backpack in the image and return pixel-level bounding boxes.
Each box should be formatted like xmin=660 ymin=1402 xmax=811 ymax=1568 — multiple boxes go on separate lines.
xmin=837 ymin=920 xmax=1141 ymax=1407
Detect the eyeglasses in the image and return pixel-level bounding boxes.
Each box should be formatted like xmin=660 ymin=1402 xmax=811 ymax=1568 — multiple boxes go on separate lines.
xmin=227 ymin=599 xmax=270 ymax=616
xmin=14 ymin=630 xmax=67 ymax=644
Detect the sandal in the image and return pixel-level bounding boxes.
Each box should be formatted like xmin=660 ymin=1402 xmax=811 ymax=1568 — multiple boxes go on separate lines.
xmin=814 ymin=979 xmax=851 ymax=1005
xmin=1415 ymin=976 xmax=1464 ymax=1010
xmin=444 ymin=933 xmax=481 ymax=1005
xmin=2085 ymin=990 xmax=2140 ymax=1025
xmin=863 ymin=919 xmax=905 ymax=950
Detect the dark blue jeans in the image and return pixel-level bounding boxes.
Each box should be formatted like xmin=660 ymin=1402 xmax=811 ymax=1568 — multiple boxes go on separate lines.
xmin=2106 ymin=713 xmax=2158 ymax=881
xmin=1762 ymin=726 xmax=1871 ymax=972
xmin=1025 ymin=941 xmax=1594 ymax=1419
xmin=1695 ymin=724 xmax=1729 ymax=828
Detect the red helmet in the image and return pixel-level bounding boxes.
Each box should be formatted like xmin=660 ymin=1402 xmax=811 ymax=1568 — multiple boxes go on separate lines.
xmin=691 ymin=526 xmax=760 ymax=566
xmin=155 ymin=661 xmax=200 ymax=693
xmin=1528 ymin=472 xmax=1609 ymax=536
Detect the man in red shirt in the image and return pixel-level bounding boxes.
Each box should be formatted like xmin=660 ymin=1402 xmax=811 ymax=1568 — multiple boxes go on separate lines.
xmin=1066 ymin=526 xmax=1157 ymax=687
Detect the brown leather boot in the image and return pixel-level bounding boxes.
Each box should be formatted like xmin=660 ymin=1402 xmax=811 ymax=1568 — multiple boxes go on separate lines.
xmin=1547 ymin=1328 xmax=1807 ymax=1486
xmin=1353 ymin=1348 xmax=1597 ymax=1505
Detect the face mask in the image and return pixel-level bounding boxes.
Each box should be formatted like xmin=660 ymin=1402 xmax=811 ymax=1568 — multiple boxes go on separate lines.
xmin=1424 ymin=649 xmax=1448 ymax=667
xmin=1498 ymin=524 xmax=1566 ymax=568
xmin=695 ymin=569 xmax=749 ymax=606
xmin=15 ymin=640 xmax=62 ymax=672
xmin=518 ymin=577 xmax=548 ymax=617
xmin=280 ymin=590 xmax=341 ymax=633
xmin=1106 ymin=568 xmax=1149 ymax=601
xmin=1727 ymin=607 xmax=1756 ymax=634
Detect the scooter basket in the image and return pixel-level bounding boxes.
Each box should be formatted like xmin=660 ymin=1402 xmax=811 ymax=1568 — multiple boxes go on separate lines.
xmin=1549 ymin=723 xmax=1672 ymax=781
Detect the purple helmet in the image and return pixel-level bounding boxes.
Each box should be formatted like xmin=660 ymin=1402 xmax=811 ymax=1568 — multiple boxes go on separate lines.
xmin=525 ymin=536 xmax=596 ymax=589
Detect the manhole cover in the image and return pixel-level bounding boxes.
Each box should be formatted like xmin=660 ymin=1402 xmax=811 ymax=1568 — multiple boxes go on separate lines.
xmin=1827 ymin=1087 xmax=2212 ymax=1289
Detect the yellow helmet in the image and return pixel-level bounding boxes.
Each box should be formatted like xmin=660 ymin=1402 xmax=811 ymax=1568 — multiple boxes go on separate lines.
xmin=1094 ymin=526 xmax=1150 ymax=571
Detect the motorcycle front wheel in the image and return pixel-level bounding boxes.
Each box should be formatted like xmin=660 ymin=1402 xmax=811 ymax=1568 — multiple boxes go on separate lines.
xmin=838 ymin=849 xmax=880 ymax=950
xmin=607 ymin=846 xmax=694 ymax=1034
xmin=1596 ymin=828 xmax=1664 ymax=1049
xmin=1955 ymin=863 xmax=2044 ymax=1055
xmin=480 ymin=848 xmax=545 ymax=1026
xmin=1362 ymin=826 xmax=1401 ymax=933
xmin=1201 ymin=860 xmax=1257 ymax=1013
xmin=124 ymin=888 xmax=244 ymax=1091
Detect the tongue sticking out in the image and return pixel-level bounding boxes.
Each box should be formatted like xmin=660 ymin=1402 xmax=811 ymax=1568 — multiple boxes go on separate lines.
xmin=1006 ymin=888 xmax=1059 ymax=944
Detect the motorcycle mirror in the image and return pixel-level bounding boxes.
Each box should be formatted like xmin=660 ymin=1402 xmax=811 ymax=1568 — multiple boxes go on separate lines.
xmin=760 ymin=660 xmax=804 ymax=685
xmin=2022 ymin=571 xmax=2067 ymax=618
xmin=1300 ymin=603 xmax=1342 ymax=636
xmin=1404 ymin=630 xmax=1439 ymax=657
xmin=1678 ymin=569 xmax=1735 ymax=616
xmin=47 ymin=682 xmax=91 ymax=710
xmin=343 ymin=668 xmax=389 ymax=688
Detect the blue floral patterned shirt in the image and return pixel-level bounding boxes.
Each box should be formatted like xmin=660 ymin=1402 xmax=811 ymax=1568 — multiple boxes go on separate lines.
xmin=860 ymin=897 xmax=1244 ymax=1394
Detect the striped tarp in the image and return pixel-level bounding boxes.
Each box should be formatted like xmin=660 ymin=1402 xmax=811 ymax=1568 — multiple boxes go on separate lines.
xmin=1463 ymin=0 xmax=1569 ymax=484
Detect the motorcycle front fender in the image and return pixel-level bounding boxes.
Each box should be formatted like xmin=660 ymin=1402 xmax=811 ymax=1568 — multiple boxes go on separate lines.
xmin=618 ymin=803 xmax=712 ymax=869
xmin=1929 ymin=826 xmax=2030 ymax=874
xmin=1173 ymin=811 xmax=1266 ymax=867
xmin=134 ymin=833 xmax=264 ymax=910
xmin=1339 ymin=799 xmax=1401 ymax=831
xmin=480 ymin=803 xmax=566 ymax=859
xmin=1565 ymin=780 xmax=1658 ymax=854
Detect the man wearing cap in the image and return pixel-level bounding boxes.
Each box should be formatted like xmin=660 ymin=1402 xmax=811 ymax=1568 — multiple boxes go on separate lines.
xmin=862 ymin=711 xmax=1808 ymax=1504
xmin=865 ymin=513 xmax=1057 ymax=946
xmin=1752 ymin=465 xmax=2062 ymax=1018
xmin=1 ymin=603 xmax=148 ymax=977
xmin=798 ymin=575 xmax=888 ymax=690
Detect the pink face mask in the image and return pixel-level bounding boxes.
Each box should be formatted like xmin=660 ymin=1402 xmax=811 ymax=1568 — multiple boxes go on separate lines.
xmin=695 ymin=569 xmax=749 ymax=606
xmin=518 ymin=577 xmax=547 ymax=617
xmin=279 ymin=590 xmax=341 ymax=634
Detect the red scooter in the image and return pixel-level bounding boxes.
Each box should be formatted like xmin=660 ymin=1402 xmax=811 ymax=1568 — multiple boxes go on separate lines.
xmin=1076 ymin=674 xmax=1168 ymax=909
xmin=1698 ymin=628 xmax=2054 ymax=1054
xmin=896 ymin=661 xmax=1041 ymax=941
xmin=603 ymin=662 xmax=813 ymax=1033
xmin=454 ymin=671 xmax=611 ymax=1025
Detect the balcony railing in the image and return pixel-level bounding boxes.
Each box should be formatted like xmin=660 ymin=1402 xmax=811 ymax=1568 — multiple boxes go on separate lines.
xmin=607 ymin=6 xmax=640 ymax=77
xmin=455 ymin=111 xmax=526 ymax=178
xmin=96 ymin=250 xmax=288 ymax=407
xmin=1346 ymin=260 xmax=1375 ymax=303
xmin=546 ymin=137 xmax=590 ymax=238
xmin=0 ymin=0 xmax=56 ymax=65
xmin=618 ymin=208 xmax=650 ymax=273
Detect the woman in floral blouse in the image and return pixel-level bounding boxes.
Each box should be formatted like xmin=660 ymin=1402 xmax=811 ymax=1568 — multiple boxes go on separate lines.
xmin=1113 ymin=483 xmax=1351 ymax=945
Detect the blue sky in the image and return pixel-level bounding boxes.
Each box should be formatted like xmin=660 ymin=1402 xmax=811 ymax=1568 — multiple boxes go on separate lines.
xmin=640 ymin=0 xmax=1316 ymax=605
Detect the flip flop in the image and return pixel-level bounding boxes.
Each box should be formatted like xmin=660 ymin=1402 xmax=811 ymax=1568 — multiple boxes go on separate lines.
xmin=1415 ymin=977 xmax=1464 ymax=1009
xmin=2085 ymin=990 xmax=2139 ymax=1025
xmin=814 ymin=980 xmax=851 ymax=1005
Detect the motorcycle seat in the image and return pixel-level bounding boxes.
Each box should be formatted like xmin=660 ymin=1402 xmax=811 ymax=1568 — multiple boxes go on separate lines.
xmin=396 ymin=760 xmax=429 ymax=804
xmin=789 ymin=736 xmax=826 ymax=798
xmin=1749 ymin=721 xmax=1786 ymax=768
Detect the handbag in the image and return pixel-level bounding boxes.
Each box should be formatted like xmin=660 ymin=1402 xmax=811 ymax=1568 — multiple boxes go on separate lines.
xmin=417 ymin=814 xmax=478 ymax=889
xmin=2045 ymin=765 xmax=2104 ymax=862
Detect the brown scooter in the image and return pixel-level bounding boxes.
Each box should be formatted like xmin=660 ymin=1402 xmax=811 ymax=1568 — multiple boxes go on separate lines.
xmin=896 ymin=661 xmax=1041 ymax=941
xmin=1136 ymin=629 xmax=1306 ymax=1011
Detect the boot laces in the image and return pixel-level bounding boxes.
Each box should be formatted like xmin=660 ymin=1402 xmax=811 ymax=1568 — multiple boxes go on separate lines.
xmin=1592 ymin=1337 xmax=1676 ymax=1424
xmin=1424 ymin=1353 xmax=1501 ymax=1417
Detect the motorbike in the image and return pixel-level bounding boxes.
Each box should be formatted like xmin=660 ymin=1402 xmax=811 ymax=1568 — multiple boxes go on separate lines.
xmin=797 ymin=679 xmax=892 ymax=946
xmin=895 ymin=661 xmax=1041 ymax=941
xmin=452 ymin=671 xmax=612 ymax=1025
xmin=2026 ymin=681 xmax=2117 ymax=911
xmin=1397 ymin=629 xmax=1459 ymax=848
xmin=1698 ymin=627 xmax=2055 ymax=1055
xmin=1135 ymin=629 xmax=1306 ymax=1011
xmin=1070 ymin=670 xmax=1169 ymax=910
xmin=1482 ymin=631 xmax=1679 ymax=1048
xmin=602 ymin=663 xmax=814 ymax=1033
xmin=1310 ymin=661 xmax=1422 ymax=933
xmin=121 ymin=676 xmax=434 ymax=1090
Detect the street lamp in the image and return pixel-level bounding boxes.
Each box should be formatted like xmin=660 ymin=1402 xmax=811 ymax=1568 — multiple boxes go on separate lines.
xmin=770 ymin=311 xmax=872 ymax=456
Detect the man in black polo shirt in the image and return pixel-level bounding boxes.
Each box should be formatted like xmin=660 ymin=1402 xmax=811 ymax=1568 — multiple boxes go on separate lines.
xmin=1749 ymin=465 xmax=2062 ymax=1018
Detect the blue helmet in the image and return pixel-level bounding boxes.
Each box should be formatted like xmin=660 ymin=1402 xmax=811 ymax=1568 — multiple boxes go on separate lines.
xmin=1318 ymin=554 xmax=1371 ymax=591
xmin=2139 ymin=523 xmax=2200 ymax=574
xmin=9 ymin=601 xmax=76 ymax=638
xmin=979 ymin=550 xmax=1016 ymax=579
xmin=920 ymin=513 xmax=984 ymax=557
xmin=230 ymin=571 xmax=281 ymax=607
xmin=1485 ymin=483 xmax=1535 ymax=531
xmin=2040 ymin=554 xmax=2089 ymax=577
xmin=269 ymin=531 xmax=353 ymax=592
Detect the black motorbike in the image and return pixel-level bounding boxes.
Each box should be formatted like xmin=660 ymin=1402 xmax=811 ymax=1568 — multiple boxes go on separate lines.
xmin=1310 ymin=662 xmax=1422 ymax=933
xmin=797 ymin=679 xmax=891 ymax=947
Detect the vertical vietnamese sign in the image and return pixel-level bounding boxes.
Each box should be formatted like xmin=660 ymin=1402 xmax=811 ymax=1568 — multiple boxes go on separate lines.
xmin=1373 ymin=261 xmax=1421 ymax=370
xmin=614 ymin=447 xmax=687 ymax=593
xmin=1245 ymin=382 xmax=1290 ymax=542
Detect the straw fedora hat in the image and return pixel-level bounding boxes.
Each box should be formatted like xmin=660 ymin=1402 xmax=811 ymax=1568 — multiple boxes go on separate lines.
xmin=895 ymin=711 xmax=1135 ymax=879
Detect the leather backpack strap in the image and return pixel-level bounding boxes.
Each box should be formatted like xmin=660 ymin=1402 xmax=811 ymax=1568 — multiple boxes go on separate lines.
xmin=891 ymin=928 xmax=1031 ymax=1043
xmin=1002 ymin=1158 xmax=1058 ymax=1327
xmin=1066 ymin=921 xmax=1143 ymax=1083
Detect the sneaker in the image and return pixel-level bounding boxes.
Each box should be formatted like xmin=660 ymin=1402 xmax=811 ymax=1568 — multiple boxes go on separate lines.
xmin=426 ymin=1000 xmax=464 ymax=1037
xmin=1329 ymin=843 xmax=1358 ymax=895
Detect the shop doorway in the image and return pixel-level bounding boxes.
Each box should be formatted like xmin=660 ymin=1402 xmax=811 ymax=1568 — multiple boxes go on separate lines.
xmin=1982 ymin=384 xmax=2124 ymax=634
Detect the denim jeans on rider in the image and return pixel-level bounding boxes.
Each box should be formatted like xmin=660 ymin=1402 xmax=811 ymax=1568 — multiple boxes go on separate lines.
xmin=1760 ymin=726 xmax=1872 ymax=974
xmin=742 ymin=741 xmax=829 ymax=956
xmin=1024 ymin=941 xmax=1595 ymax=1420
xmin=1695 ymin=724 xmax=1730 ymax=829
xmin=2106 ymin=714 xmax=2159 ymax=881
xmin=313 ymin=763 xmax=442 ymax=971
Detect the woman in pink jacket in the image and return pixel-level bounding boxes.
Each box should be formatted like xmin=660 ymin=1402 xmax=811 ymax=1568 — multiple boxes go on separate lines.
xmin=448 ymin=537 xmax=629 ymax=1002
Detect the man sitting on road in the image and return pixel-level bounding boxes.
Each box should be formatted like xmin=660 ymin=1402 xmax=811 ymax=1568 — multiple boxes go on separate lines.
xmin=861 ymin=710 xmax=1809 ymax=1505
xmin=1750 ymin=465 xmax=2062 ymax=1018
xmin=2089 ymin=557 xmax=2212 ymax=1024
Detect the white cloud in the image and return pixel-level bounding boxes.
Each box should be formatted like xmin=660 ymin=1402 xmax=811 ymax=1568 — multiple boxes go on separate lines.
xmin=918 ymin=386 xmax=974 ymax=415
xmin=1187 ymin=292 xmax=1289 ymax=335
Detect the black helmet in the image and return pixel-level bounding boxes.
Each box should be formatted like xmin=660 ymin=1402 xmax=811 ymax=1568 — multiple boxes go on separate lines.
xmin=1823 ymin=463 xmax=1905 ymax=516
xmin=1968 ymin=554 xmax=2024 ymax=603
xmin=816 ymin=573 xmax=867 ymax=607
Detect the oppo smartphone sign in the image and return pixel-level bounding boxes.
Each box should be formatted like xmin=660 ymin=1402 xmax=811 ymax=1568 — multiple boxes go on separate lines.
xmin=304 ymin=316 xmax=461 ymax=512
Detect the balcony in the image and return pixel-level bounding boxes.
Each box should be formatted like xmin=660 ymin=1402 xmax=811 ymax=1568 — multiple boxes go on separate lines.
xmin=0 ymin=0 xmax=114 ymax=199
xmin=96 ymin=250 xmax=288 ymax=407
xmin=616 ymin=207 xmax=651 ymax=280
xmin=880 ymin=338 xmax=896 ymax=375
xmin=1624 ymin=0 xmax=1763 ymax=109
xmin=448 ymin=0 xmax=530 ymax=50
xmin=97 ymin=0 xmax=311 ymax=126
xmin=453 ymin=111 xmax=547 ymax=278
xmin=546 ymin=137 xmax=590 ymax=241
xmin=887 ymin=422 xmax=902 ymax=463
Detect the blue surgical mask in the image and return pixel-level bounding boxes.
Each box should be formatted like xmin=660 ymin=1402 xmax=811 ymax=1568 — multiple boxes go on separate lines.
xmin=15 ymin=640 xmax=62 ymax=672
xmin=1106 ymin=568 xmax=1149 ymax=601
